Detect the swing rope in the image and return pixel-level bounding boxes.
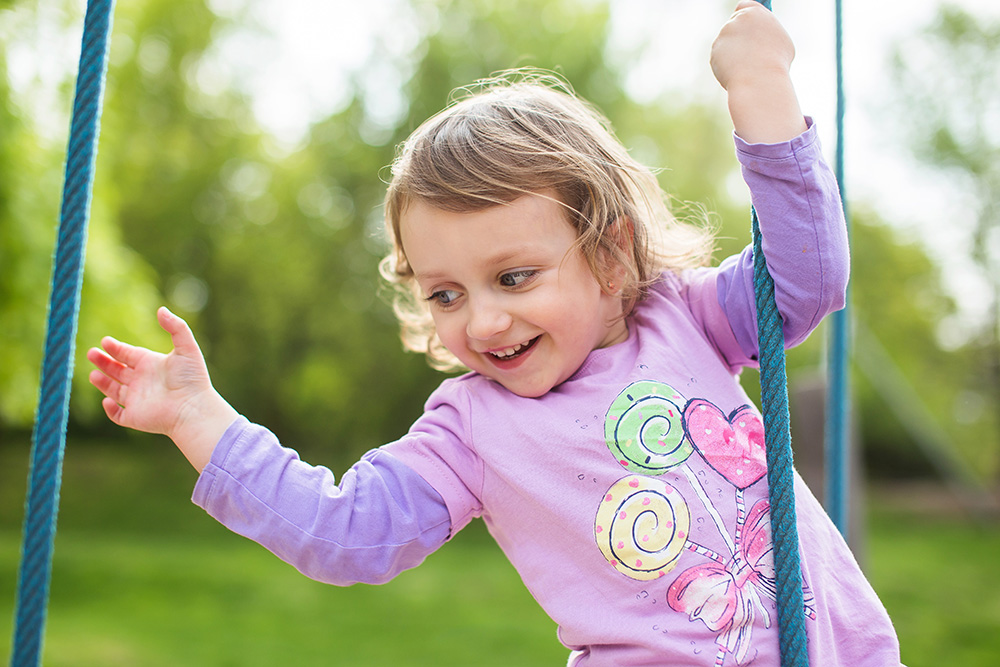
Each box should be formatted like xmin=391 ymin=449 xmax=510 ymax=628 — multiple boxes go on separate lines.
xmin=751 ymin=206 xmax=810 ymax=666
xmin=824 ymin=0 xmax=851 ymax=536
xmin=10 ymin=1 xmax=115 ymax=665
xmin=748 ymin=0 xmax=812 ymax=665
xmin=750 ymin=0 xmax=853 ymax=662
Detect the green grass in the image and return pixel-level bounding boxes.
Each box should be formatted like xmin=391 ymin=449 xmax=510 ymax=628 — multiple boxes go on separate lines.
xmin=2 ymin=435 xmax=999 ymax=665
xmin=1 ymin=435 xmax=565 ymax=666
xmin=866 ymin=501 xmax=1000 ymax=666
xmin=1 ymin=527 xmax=564 ymax=666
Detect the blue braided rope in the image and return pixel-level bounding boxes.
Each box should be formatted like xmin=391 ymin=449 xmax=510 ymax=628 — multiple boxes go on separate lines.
xmin=748 ymin=1 xmax=808 ymax=665
xmin=752 ymin=210 xmax=809 ymax=666
xmin=824 ymin=0 xmax=851 ymax=536
xmin=11 ymin=1 xmax=115 ymax=665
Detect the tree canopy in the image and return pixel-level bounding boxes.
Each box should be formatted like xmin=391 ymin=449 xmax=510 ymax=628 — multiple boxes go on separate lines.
xmin=1 ymin=0 xmax=994 ymax=483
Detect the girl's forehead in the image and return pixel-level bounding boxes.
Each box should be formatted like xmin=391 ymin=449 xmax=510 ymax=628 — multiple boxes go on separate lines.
xmin=399 ymin=193 xmax=580 ymax=273
xmin=400 ymin=190 xmax=570 ymax=236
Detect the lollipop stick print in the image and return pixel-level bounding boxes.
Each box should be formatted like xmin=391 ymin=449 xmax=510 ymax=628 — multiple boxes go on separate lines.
xmin=734 ymin=488 xmax=747 ymax=549
xmin=684 ymin=540 xmax=727 ymax=565
xmin=680 ymin=466 xmax=736 ymax=556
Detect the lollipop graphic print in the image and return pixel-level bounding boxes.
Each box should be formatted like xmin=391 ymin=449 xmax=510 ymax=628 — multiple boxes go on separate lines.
xmin=595 ymin=474 xmax=690 ymax=580
xmin=594 ymin=381 xmax=814 ymax=665
xmin=596 ymin=381 xmax=694 ymax=580
xmin=605 ymin=380 xmax=692 ymax=475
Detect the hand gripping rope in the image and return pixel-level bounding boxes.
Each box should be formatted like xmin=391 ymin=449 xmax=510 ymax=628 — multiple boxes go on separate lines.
xmin=10 ymin=1 xmax=115 ymax=665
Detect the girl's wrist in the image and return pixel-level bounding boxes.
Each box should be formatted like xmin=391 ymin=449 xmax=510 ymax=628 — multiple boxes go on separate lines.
xmin=726 ymin=74 xmax=806 ymax=144
xmin=170 ymin=390 xmax=240 ymax=473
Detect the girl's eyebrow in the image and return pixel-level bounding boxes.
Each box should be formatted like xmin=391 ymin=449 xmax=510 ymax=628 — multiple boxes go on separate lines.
xmin=414 ymin=246 xmax=544 ymax=283
xmin=482 ymin=248 xmax=529 ymax=267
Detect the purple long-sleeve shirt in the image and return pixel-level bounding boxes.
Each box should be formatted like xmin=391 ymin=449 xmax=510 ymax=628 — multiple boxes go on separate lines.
xmin=193 ymin=122 xmax=900 ymax=666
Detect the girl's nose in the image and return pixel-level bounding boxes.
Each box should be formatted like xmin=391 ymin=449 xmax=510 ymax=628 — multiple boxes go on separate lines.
xmin=466 ymin=297 xmax=513 ymax=341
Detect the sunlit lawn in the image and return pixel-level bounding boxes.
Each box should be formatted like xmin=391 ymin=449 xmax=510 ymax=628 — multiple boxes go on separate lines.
xmin=1 ymin=527 xmax=566 ymax=666
xmin=866 ymin=499 xmax=1000 ymax=666
xmin=2 ymin=436 xmax=999 ymax=665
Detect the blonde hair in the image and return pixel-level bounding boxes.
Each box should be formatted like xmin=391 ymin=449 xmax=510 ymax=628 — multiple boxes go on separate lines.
xmin=380 ymin=70 xmax=715 ymax=371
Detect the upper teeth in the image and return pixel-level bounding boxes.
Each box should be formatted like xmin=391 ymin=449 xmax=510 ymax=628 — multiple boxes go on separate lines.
xmin=492 ymin=342 xmax=526 ymax=358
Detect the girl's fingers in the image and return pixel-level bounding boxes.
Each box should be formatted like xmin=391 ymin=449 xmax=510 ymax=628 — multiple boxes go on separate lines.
xmin=157 ymin=306 xmax=200 ymax=357
xmin=102 ymin=396 xmax=125 ymax=425
xmin=87 ymin=345 xmax=115 ymax=370
xmin=88 ymin=367 xmax=109 ymax=394
xmin=89 ymin=368 xmax=124 ymax=405
xmin=87 ymin=345 xmax=128 ymax=383
xmin=99 ymin=335 xmax=146 ymax=369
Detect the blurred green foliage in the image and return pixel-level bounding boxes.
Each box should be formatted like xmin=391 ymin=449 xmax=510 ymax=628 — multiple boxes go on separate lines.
xmin=0 ymin=0 xmax=995 ymax=485
xmin=3 ymin=0 xmax=999 ymax=664
xmin=889 ymin=5 xmax=1000 ymax=480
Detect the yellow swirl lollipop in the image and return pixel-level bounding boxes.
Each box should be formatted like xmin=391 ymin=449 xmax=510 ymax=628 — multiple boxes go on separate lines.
xmin=595 ymin=475 xmax=690 ymax=580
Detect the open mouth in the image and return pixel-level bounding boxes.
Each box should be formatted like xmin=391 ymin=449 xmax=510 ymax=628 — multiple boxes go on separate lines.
xmin=488 ymin=336 xmax=540 ymax=361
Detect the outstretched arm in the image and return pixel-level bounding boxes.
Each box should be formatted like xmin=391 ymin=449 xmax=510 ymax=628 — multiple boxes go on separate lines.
xmin=712 ymin=0 xmax=807 ymax=144
xmin=87 ymin=307 xmax=238 ymax=472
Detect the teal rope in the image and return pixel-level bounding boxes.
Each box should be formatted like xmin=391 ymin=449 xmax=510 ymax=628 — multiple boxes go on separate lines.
xmin=824 ymin=0 xmax=851 ymax=536
xmin=749 ymin=1 xmax=809 ymax=665
xmin=11 ymin=1 xmax=115 ymax=665
xmin=752 ymin=209 xmax=809 ymax=666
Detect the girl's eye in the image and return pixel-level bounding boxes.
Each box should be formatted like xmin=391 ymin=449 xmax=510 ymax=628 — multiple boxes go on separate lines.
xmin=499 ymin=270 xmax=535 ymax=288
xmin=427 ymin=289 xmax=461 ymax=306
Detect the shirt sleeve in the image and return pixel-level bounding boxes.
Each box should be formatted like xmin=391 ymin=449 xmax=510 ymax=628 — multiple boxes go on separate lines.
xmin=382 ymin=377 xmax=485 ymax=536
xmin=192 ymin=416 xmax=452 ymax=586
xmin=693 ymin=119 xmax=849 ymax=367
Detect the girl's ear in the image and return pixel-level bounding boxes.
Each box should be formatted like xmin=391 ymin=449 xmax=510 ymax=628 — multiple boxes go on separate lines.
xmin=599 ymin=217 xmax=635 ymax=294
xmin=608 ymin=217 xmax=635 ymax=255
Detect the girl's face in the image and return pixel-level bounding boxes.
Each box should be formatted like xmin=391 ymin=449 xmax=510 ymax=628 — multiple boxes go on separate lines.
xmin=400 ymin=191 xmax=628 ymax=398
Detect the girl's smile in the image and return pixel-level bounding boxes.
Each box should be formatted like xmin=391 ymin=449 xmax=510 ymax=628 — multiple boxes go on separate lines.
xmin=487 ymin=335 xmax=539 ymax=361
xmin=400 ymin=191 xmax=628 ymax=398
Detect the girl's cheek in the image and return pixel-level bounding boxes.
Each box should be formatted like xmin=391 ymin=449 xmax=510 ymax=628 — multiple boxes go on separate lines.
xmin=435 ymin=321 xmax=464 ymax=350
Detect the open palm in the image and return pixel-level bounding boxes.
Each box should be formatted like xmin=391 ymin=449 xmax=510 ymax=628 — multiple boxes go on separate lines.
xmin=87 ymin=307 xmax=213 ymax=438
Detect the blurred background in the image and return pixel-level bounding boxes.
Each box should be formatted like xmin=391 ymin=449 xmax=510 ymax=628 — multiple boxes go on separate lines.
xmin=2 ymin=0 xmax=998 ymax=664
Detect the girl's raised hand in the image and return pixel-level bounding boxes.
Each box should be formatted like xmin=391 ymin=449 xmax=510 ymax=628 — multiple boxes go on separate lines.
xmin=87 ymin=307 xmax=238 ymax=472
xmin=711 ymin=0 xmax=807 ymax=144
xmin=711 ymin=1 xmax=795 ymax=92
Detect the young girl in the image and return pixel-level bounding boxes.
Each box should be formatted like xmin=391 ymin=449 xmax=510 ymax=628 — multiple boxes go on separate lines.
xmin=87 ymin=3 xmax=901 ymax=665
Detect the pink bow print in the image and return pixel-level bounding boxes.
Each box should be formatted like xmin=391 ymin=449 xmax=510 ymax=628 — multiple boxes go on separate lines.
xmin=667 ymin=499 xmax=775 ymax=664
